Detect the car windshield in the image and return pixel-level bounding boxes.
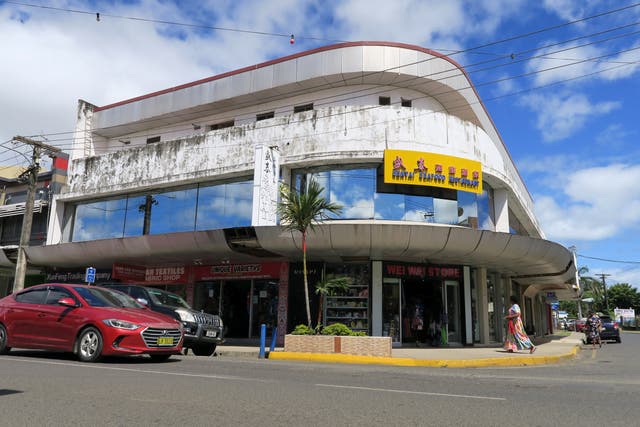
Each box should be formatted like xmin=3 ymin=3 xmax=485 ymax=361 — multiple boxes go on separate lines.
xmin=147 ymin=288 xmax=191 ymax=309
xmin=74 ymin=286 xmax=144 ymax=308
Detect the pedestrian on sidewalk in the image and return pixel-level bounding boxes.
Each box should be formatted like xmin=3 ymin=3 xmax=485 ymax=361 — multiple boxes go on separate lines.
xmin=503 ymin=295 xmax=536 ymax=354
xmin=586 ymin=311 xmax=602 ymax=349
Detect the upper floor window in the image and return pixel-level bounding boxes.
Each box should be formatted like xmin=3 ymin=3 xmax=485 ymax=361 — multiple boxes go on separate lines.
xmin=146 ymin=136 xmax=161 ymax=144
xmin=401 ymin=98 xmax=412 ymax=107
xmin=293 ymin=103 xmax=314 ymax=113
xmin=209 ymin=120 xmax=235 ymax=131
xmin=256 ymin=112 xmax=275 ymax=121
xmin=379 ymin=96 xmax=391 ymax=106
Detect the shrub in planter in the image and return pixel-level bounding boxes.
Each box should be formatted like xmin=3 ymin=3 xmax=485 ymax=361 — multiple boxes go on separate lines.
xmin=320 ymin=322 xmax=366 ymax=336
xmin=291 ymin=324 xmax=315 ymax=335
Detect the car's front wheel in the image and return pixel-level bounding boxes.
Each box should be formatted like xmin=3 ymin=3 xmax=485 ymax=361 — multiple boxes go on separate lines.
xmin=76 ymin=327 xmax=103 ymax=362
xmin=191 ymin=344 xmax=216 ymax=356
xmin=0 ymin=324 xmax=11 ymax=355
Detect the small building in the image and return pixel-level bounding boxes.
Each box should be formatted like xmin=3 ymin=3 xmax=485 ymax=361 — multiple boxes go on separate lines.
xmin=28 ymin=42 xmax=578 ymax=345
xmin=0 ymin=154 xmax=69 ymax=295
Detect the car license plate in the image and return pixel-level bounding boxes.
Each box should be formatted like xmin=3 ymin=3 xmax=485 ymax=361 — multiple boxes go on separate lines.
xmin=205 ymin=330 xmax=217 ymax=338
xmin=157 ymin=337 xmax=174 ymax=345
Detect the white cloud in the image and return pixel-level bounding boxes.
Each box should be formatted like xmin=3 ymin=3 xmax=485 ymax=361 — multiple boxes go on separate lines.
xmin=521 ymin=92 xmax=619 ymax=142
xmin=535 ymin=163 xmax=640 ymax=241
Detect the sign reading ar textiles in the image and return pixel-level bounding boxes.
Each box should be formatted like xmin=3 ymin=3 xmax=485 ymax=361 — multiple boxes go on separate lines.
xmin=384 ymin=149 xmax=482 ymax=194
xmin=112 ymin=263 xmax=188 ymax=285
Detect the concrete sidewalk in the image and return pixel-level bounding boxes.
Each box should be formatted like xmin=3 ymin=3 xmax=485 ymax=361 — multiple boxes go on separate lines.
xmin=209 ymin=332 xmax=584 ymax=368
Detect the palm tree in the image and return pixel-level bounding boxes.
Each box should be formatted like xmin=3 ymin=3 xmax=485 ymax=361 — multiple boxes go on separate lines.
xmin=315 ymin=274 xmax=353 ymax=329
xmin=278 ymin=178 xmax=343 ymax=326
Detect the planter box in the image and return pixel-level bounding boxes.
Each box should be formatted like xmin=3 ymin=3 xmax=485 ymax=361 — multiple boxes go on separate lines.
xmin=284 ymin=335 xmax=392 ymax=357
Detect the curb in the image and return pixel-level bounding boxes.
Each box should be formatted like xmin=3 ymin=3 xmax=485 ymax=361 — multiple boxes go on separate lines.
xmin=268 ymin=345 xmax=580 ymax=368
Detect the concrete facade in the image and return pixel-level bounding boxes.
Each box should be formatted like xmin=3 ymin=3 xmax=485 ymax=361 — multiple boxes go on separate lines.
xmin=26 ymin=42 xmax=579 ymax=344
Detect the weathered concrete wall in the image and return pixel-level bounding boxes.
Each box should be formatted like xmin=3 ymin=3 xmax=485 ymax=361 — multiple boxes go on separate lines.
xmin=64 ymin=105 xmax=538 ymax=235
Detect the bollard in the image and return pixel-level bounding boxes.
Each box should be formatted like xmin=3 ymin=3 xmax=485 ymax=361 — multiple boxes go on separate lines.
xmin=269 ymin=326 xmax=277 ymax=353
xmin=259 ymin=323 xmax=266 ymax=359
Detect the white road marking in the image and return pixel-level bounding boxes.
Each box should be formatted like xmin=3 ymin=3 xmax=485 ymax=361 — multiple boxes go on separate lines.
xmin=315 ymin=383 xmax=506 ymax=400
xmin=2 ymin=356 xmax=266 ymax=382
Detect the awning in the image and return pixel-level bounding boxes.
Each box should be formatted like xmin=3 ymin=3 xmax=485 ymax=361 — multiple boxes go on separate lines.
xmin=25 ymin=221 xmax=577 ymax=293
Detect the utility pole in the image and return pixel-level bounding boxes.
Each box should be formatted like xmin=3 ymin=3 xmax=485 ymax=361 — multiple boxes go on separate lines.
xmin=11 ymin=136 xmax=60 ymax=293
xmin=597 ymin=273 xmax=611 ymax=313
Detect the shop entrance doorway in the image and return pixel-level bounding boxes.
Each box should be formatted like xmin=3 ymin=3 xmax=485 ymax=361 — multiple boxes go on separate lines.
xmin=401 ymin=277 xmax=444 ymax=346
xmin=194 ymin=279 xmax=278 ymax=339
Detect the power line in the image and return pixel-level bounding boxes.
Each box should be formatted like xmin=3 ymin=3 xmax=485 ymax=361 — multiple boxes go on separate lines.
xmin=2 ymin=3 xmax=639 ymax=163
xmin=578 ymin=254 xmax=640 ymax=265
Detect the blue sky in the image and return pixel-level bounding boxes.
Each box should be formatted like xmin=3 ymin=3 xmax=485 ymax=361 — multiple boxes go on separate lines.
xmin=1 ymin=0 xmax=639 ymax=289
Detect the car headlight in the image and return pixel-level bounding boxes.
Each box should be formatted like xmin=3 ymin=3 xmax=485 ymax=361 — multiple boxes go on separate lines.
xmin=103 ymin=319 xmax=141 ymax=330
xmin=175 ymin=309 xmax=195 ymax=323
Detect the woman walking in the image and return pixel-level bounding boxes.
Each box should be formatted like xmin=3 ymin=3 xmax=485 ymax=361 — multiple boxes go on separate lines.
xmin=586 ymin=311 xmax=602 ymax=349
xmin=504 ymin=295 xmax=536 ymax=354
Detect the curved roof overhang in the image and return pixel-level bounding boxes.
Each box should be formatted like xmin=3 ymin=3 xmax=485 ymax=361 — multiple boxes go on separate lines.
xmin=22 ymin=221 xmax=577 ymax=297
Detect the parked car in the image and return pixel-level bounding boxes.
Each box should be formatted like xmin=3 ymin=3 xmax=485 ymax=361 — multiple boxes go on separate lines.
xmin=100 ymin=284 xmax=223 ymax=356
xmin=565 ymin=318 xmax=576 ymax=331
xmin=575 ymin=318 xmax=587 ymax=332
xmin=0 ymin=283 xmax=183 ymax=362
xmin=598 ymin=315 xmax=621 ymax=343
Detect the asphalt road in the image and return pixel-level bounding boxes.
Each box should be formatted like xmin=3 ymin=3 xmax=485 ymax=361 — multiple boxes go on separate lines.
xmin=1 ymin=332 xmax=639 ymax=426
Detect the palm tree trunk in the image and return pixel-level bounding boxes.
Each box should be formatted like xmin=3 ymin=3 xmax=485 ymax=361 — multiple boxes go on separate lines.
xmin=316 ymin=294 xmax=324 ymax=329
xmin=302 ymin=231 xmax=312 ymax=326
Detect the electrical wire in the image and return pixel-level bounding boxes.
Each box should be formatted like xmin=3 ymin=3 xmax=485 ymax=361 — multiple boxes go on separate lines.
xmin=3 ymin=2 xmax=640 ymax=161
xmin=9 ymin=17 xmax=640 ymax=155
xmin=578 ymin=254 xmax=640 ymax=265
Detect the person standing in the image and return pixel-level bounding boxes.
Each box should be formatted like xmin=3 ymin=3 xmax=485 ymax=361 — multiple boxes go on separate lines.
xmin=503 ymin=295 xmax=536 ymax=354
xmin=586 ymin=311 xmax=602 ymax=349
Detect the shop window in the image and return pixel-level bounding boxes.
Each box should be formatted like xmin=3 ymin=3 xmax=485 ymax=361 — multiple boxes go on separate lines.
xmin=256 ymin=111 xmax=275 ymax=121
xmin=209 ymin=120 xmax=235 ymax=131
xmin=293 ymin=103 xmax=314 ymax=113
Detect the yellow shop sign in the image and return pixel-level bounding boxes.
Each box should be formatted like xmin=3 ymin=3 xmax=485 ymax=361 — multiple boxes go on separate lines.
xmin=383 ymin=150 xmax=482 ymax=194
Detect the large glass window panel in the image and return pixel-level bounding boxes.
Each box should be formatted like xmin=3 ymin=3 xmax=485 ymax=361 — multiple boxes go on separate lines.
xmin=72 ymin=198 xmax=127 ymax=242
xmin=329 ymin=169 xmax=375 ymax=219
xmin=374 ymin=193 xmax=405 ymax=220
xmin=457 ymin=191 xmax=478 ymax=227
xmin=433 ymin=198 xmax=458 ymax=224
xmin=477 ymin=187 xmax=495 ymax=231
xmin=196 ymin=181 xmax=253 ymax=230
xmin=149 ymin=188 xmax=198 ymax=234
xmin=123 ymin=195 xmax=145 ymax=237
xmin=403 ymin=195 xmax=435 ymax=222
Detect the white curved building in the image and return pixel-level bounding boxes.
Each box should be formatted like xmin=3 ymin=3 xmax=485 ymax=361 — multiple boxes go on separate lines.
xmin=33 ymin=42 xmax=578 ymax=345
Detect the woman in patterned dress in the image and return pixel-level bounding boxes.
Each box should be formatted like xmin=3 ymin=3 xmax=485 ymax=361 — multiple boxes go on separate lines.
xmin=503 ymin=295 xmax=536 ymax=354
xmin=586 ymin=311 xmax=602 ymax=349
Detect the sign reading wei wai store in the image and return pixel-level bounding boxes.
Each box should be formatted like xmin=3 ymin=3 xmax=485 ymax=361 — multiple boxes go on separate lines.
xmin=384 ymin=149 xmax=482 ymax=194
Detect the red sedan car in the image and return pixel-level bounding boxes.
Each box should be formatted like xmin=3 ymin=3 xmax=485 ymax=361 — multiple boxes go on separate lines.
xmin=0 ymin=283 xmax=183 ymax=362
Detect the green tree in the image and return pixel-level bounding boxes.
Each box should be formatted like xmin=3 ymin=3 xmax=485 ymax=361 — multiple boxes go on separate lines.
xmin=607 ymin=283 xmax=640 ymax=311
xmin=278 ymin=179 xmax=343 ymax=326
xmin=315 ymin=274 xmax=353 ymax=329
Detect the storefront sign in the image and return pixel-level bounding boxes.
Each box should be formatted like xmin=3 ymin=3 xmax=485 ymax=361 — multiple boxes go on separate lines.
xmin=112 ymin=263 xmax=188 ymax=285
xmin=384 ymin=263 xmax=461 ymax=279
xmin=383 ymin=149 xmax=482 ymax=194
xmin=45 ymin=269 xmax=112 ymax=283
xmin=193 ymin=262 xmax=283 ymax=281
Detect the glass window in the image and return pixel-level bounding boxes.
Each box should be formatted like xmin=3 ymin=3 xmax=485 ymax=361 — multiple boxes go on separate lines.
xmin=15 ymin=288 xmax=48 ymax=304
xmin=292 ymin=165 xmax=496 ymax=228
xmin=196 ymin=181 xmax=253 ymax=230
xmin=72 ymin=198 xmax=127 ymax=242
xmin=45 ymin=287 xmax=75 ymax=305
xmin=73 ymin=286 xmax=142 ymax=308
xmin=150 ymin=188 xmax=198 ymax=234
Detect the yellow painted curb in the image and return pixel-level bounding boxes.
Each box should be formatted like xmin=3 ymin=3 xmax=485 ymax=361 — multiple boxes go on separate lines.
xmin=268 ymin=345 xmax=580 ymax=368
